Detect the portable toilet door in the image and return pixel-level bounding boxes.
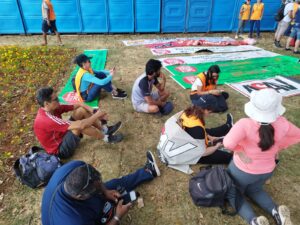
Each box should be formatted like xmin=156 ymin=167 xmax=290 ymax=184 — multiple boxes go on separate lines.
xmin=259 ymin=0 xmax=281 ymax=31
xmin=161 ymin=0 xmax=187 ymax=33
xmin=79 ymin=0 xmax=108 ymax=33
xmin=18 ymin=0 xmax=42 ymax=33
xmin=210 ymin=0 xmax=237 ymax=32
xmin=52 ymin=0 xmax=82 ymax=33
xmin=185 ymin=0 xmax=212 ymax=32
xmin=0 ymin=0 xmax=25 ymax=34
xmin=107 ymin=0 xmax=134 ymax=33
xmin=135 ymin=0 xmax=160 ymax=33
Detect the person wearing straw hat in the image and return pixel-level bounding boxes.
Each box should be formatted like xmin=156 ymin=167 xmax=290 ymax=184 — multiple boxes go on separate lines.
xmin=223 ymin=89 xmax=300 ymax=225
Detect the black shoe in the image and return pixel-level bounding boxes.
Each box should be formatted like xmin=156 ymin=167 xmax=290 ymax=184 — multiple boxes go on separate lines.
xmin=272 ymin=205 xmax=292 ymax=225
xmin=226 ymin=113 xmax=234 ymax=128
xmin=116 ymin=88 xmax=126 ymax=94
xmin=107 ymin=133 xmax=123 ymax=143
xmin=293 ymin=50 xmax=300 ymax=54
xmin=106 ymin=121 xmax=122 ymax=136
xmin=274 ymin=41 xmax=282 ymax=48
xmin=112 ymin=90 xmax=127 ymax=99
xmin=144 ymin=151 xmax=161 ymax=177
xmin=285 ymin=48 xmax=291 ymax=51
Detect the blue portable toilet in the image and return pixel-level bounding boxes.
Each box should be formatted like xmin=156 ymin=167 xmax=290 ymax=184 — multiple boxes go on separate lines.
xmin=161 ymin=0 xmax=187 ymax=32
xmin=79 ymin=0 xmax=108 ymax=33
xmin=186 ymin=0 xmax=212 ymax=32
xmin=259 ymin=0 xmax=280 ymax=31
xmin=0 ymin=0 xmax=25 ymax=34
xmin=210 ymin=0 xmax=237 ymax=31
xmin=52 ymin=0 xmax=82 ymax=33
xmin=107 ymin=0 xmax=134 ymax=33
xmin=135 ymin=0 xmax=160 ymax=33
xmin=18 ymin=0 xmax=42 ymax=33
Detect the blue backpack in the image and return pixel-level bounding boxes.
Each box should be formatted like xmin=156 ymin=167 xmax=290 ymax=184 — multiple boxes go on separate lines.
xmin=159 ymin=101 xmax=174 ymax=115
xmin=14 ymin=146 xmax=61 ymax=188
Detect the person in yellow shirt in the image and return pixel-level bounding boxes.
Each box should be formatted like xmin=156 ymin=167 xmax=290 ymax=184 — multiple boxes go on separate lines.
xmin=236 ymin=0 xmax=251 ymax=39
xmin=249 ymin=0 xmax=264 ymax=38
xmin=41 ymin=0 xmax=63 ymax=46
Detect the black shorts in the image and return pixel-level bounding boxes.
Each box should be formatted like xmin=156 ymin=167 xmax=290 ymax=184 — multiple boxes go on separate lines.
xmin=42 ymin=20 xmax=57 ymax=34
xmin=58 ymin=131 xmax=80 ymax=159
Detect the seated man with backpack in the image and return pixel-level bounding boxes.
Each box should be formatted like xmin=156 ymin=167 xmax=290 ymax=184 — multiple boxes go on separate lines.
xmin=73 ymin=54 xmax=127 ymax=102
xmin=131 ymin=59 xmax=173 ymax=115
xmin=41 ymin=151 xmax=160 ymax=225
xmin=34 ymin=87 xmax=123 ymax=159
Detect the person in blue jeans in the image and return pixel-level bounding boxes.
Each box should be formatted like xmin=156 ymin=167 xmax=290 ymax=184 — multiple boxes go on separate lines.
xmin=73 ymin=54 xmax=127 ymax=102
xmin=249 ymin=0 xmax=264 ymax=38
xmin=41 ymin=151 xmax=160 ymax=225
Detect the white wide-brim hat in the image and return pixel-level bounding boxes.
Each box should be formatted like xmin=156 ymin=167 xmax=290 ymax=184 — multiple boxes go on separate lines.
xmin=244 ymin=89 xmax=286 ymax=123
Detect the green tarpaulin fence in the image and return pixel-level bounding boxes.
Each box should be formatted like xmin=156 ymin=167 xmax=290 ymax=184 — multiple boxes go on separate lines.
xmin=58 ymin=49 xmax=108 ymax=108
xmin=165 ymin=55 xmax=300 ymax=89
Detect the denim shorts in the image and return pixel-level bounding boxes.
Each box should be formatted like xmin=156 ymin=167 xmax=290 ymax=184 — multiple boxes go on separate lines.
xmin=290 ymin=27 xmax=300 ymax=40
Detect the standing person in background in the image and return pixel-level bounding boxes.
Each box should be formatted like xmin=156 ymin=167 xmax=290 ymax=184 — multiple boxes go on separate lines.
xmin=41 ymin=0 xmax=63 ymax=46
xmin=224 ymin=89 xmax=300 ymax=225
xmin=249 ymin=0 xmax=264 ymax=38
xmin=236 ymin=0 xmax=251 ymax=39
xmin=285 ymin=0 xmax=300 ymax=53
xmin=274 ymin=0 xmax=295 ymax=48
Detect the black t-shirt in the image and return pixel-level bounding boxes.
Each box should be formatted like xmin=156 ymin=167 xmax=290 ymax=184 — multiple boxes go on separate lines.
xmin=185 ymin=126 xmax=206 ymax=140
xmin=138 ymin=76 xmax=159 ymax=97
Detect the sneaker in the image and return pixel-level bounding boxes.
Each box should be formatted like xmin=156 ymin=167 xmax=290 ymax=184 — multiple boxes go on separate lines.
xmin=116 ymin=88 xmax=126 ymax=94
xmin=112 ymin=90 xmax=127 ymax=100
xmin=285 ymin=48 xmax=291 ymax=51
xmin=251 ymin=216 xmax=270 ymax=225
xmin=293 ymin=50 xmax=300 ymax=54
xmin=144 ymin=151 xmax=161 ymax=177
xmin=273 ymin=205 xmax=293 ymax=225
xmin=226 ymin=113 xmax=234 ymax=128
xmin=274 ymin=41 xmax=282 ymax=48
xmin=107 ymin=133 xmax=123 ymax=144
xmin=106 ymin=121 xmax=122 ymax=136
xmin=235 ymin=35 xmax=239 ymax=39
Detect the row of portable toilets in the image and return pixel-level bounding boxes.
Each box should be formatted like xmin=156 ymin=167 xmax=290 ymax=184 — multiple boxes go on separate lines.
xmin=1 ymin=0 xmax=280 ymax=34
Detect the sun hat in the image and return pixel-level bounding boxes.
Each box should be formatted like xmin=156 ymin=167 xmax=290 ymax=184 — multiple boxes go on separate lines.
xmin=244 ymin=89 xmax=286 ymax=123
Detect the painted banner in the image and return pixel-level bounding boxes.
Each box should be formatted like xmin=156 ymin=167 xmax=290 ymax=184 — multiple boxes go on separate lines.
xmin=159 ymin=50 xmax=279 ymax=67
xmin=151 ymin=45 xmax=263 ymax=56
xmin=165 ymin=55 xmax=300 ymax=89
xmin=122 ymin=37 xmax=235 ymax=46
xmin=227 ymin=76 xmax=300 ymax=97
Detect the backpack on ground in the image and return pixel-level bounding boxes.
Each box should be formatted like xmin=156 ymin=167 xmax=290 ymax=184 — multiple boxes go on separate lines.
xmin=189 ymin=165 xmax=238 ymax=215
xmin=159 ymin=101 xmax=174 ymax=115
xmin=13 ymin=146 xmax=61 ymax=189
xmin=274 ymin=4 xmax=286 ymax=22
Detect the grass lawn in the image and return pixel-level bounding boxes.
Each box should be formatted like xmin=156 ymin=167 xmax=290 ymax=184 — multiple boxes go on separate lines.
xmin=0 ymin=33 xmax=299 ymax=225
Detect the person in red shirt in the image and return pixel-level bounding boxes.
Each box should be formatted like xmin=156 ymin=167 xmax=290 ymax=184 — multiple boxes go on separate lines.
xmin=34 ymin=87 xmax=123 ymax=158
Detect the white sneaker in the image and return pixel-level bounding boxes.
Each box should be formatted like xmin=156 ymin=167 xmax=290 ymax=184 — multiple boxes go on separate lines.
xmin=273 ymin=205 xmax=293 ymax=225
xmin=251 ymin=216 xmax=269 ymax=225
xmin=235 ymin=35 xmax=239 ymax=39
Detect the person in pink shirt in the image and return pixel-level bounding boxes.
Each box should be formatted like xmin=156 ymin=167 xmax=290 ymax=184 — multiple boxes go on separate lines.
xmin=223 ymin=88 xmax=300 ymax=225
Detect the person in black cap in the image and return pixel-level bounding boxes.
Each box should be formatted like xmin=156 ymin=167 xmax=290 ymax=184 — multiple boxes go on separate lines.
xmin=178 ymin=96 xmax=233 ymax=165
xmin=73 ymin=54 xmax=127 ymax=102
xmin=41 ymin=151 xmax=160 ymax=225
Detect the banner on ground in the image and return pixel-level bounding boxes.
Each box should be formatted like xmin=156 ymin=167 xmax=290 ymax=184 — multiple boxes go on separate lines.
xmin=151 ymin=45 xmax=263 ymax=56
xmin=122 ymin=37 xmax=234 ymax=46
xmin=159 ymin=50 xmax=279 ymax=67
xmin=164 ymin=55 xmax=300 ymax=89
xmin=227 ymin=76 xmax=300 ymax=97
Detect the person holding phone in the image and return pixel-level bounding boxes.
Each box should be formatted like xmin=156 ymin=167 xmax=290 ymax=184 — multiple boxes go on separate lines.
xmin=224 ymin=89 xmax=300 ymax=225
xmin=190 ymin=65 xmax=229 ymax=113
xmin=41 ymin=151 xmax=160 ymax=225
xmin=131 ymin=59 xmax=172 ymax=115
xmin=235 ymin=0 xmax=251 ymax=39
xmin=73 ymin=54 xmax=127 ymax=102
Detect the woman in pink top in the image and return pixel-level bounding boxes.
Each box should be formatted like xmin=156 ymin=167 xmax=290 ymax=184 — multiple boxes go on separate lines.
xmin=224 ymin=88 xmax=300 ymax=225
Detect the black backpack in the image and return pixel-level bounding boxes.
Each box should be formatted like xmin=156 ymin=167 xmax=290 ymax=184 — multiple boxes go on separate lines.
xmin=189 ymin=165 xmax=238 ymax=215
xmin=13 ymin=146 xmax=61 ymax=189
xmin=275 ymin=4 xmax=286 ymax=22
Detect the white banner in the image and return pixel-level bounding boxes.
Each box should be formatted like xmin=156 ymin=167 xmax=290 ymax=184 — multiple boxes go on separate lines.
xmin=151 ymin=45 xmax=263 ymax=56
xmin=122 ymin=37 xmax=235 ymax=46
xmin=227 ymin=76 xmax=300 ymax=98
xmin=159 ymin=50 xmax=279 ymax=67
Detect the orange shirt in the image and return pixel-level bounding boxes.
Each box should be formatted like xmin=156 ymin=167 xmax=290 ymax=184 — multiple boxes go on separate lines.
xmin=43 ymin=0 xmax=56 ymax=21
xmin=240 ymin=4 xmax=251 ymax=20
xmin=250 ymin=3 xmax=264 ymax=20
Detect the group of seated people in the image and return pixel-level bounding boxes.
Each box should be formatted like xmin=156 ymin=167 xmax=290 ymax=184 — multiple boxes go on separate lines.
xmin=33 ymin=55 xmax=300 ymax=225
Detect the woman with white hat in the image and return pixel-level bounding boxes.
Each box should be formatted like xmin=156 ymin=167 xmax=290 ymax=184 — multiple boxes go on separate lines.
xmin=223 ymin=88 xmax=300 ymax=225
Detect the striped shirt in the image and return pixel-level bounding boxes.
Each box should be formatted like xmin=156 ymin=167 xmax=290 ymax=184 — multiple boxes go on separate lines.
xmin=34 ymin=105 xmax=74 ymax=155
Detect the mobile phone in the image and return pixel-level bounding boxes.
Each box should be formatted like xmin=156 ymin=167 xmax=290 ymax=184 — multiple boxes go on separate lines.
xmin=121 ymin=191 xmax=138 ymax=205
xmin=212 ymin=137 xmax=224 ymax=145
